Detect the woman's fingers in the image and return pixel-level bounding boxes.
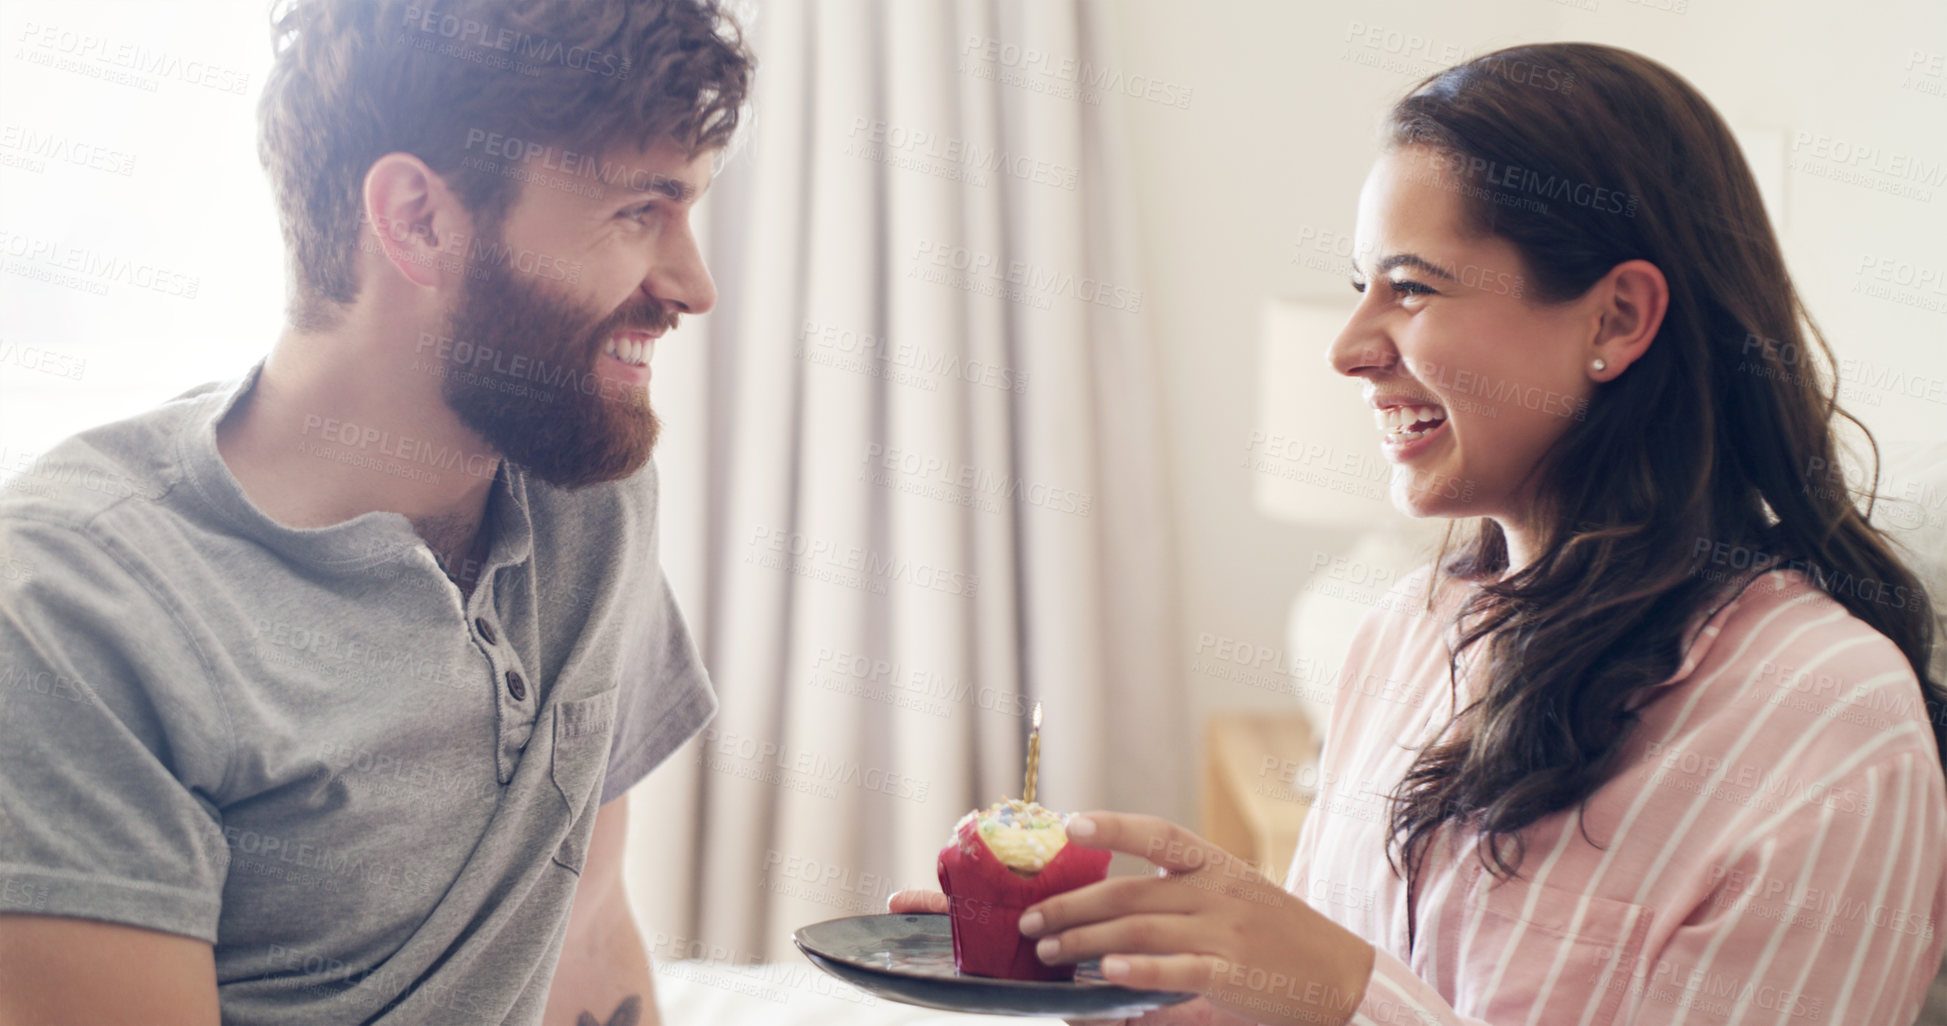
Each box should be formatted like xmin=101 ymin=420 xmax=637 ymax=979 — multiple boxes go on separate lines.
xmin=1066 ymin=812 xmax=1231 ymax=874
xmin=1021 ymin=875 xmax=1204 ymax=936
xmin=1098 ymin=953 xmax=1225 ymax=995
xmin=886 ymin=889 xmax=950 ymax=914
xmin=1033 ymin=913 xmax=1218 ymax=966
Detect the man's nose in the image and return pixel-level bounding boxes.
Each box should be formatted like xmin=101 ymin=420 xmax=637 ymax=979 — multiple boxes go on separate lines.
xmin=644 ymin=224 xmax=717 ymax=316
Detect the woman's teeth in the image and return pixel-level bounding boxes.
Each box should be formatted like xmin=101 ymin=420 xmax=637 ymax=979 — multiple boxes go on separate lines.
xmin=1380 ymin=404 xmax=1448 ymax=440
xmin=602 ymin=334 xmax=651 ymax=367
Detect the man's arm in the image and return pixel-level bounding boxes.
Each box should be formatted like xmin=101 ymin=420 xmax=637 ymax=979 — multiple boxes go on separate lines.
xmin=0 ymin=915 xmax=219 ymax=1026
xmin=544 ymin=796 xmax=660 ymax=1026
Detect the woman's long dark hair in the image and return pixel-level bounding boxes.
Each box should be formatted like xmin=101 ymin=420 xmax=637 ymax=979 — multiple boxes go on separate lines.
xmin=1379 ymin=44 xmax=1946 ymax=920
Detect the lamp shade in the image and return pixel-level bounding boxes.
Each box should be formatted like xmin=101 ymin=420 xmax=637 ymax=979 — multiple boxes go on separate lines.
xmin=1253 ymin=296 xmax=1407 ymax=528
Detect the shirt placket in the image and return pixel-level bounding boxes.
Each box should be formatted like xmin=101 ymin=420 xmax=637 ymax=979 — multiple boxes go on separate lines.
xmin=463 ymin=572 xmax=538 ymax=785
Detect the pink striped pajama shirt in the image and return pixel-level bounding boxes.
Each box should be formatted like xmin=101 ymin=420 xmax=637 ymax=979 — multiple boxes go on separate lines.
xmin=1285 ymin=566 xmax=1947 ymax=1025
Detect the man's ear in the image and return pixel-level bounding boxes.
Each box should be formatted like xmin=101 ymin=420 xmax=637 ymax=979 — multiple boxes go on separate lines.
xmin=361 ymin=153 xmax=468 ymax=291
xmin=1587 ymin=258 xmax=1668 ymax=380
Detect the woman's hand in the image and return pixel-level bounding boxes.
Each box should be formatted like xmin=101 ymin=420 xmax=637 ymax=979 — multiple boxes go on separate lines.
xmin=884 ymin=890 xmax=1246 ymax=1026
xmin=1017 ymin=812 xmax=1376 ymax=1026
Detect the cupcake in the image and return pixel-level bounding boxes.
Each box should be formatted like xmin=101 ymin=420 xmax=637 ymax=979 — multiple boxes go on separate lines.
xmin=935 ymin=799 xmax=1112 ymax=981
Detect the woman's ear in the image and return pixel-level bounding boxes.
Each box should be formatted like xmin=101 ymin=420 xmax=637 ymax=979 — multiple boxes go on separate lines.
xmin=1588 ymin=259 xmax=1668 ymax=380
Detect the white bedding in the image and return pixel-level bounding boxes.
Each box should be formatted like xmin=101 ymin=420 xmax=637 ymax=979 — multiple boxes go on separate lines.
xmin=654 ymin=958 xmax=1067 ymax=1025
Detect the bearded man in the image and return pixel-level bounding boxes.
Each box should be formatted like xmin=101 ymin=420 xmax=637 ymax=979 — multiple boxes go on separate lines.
xmin=0 ymin=2 xmax=753 ymax=1023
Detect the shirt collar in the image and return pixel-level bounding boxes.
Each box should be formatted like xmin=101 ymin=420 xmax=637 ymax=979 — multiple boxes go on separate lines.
xmin=178 ymin=359 xmax=534 ymax=574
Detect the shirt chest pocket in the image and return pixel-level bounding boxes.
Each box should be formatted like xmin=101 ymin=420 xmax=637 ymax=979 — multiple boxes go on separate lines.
xmin=549 ymin=687 xmax=619 ymax=874
xmin=1462 ymin=873 xmax=1655 ymax=1026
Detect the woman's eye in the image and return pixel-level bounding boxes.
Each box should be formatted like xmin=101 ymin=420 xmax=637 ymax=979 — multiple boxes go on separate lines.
xmin=1350 ymin=277 xmax=1435 ymax=299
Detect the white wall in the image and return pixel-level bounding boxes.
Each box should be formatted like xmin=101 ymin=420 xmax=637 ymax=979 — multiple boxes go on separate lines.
xmin=1103 ymin=0 xmax=1947 ymax=743
xmin=0 ymin=0 xmax=284 ymax=451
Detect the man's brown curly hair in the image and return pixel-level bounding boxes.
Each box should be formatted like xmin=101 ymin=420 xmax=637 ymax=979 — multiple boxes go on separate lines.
xmin=258 ymin=0 xmax=755 ymax=330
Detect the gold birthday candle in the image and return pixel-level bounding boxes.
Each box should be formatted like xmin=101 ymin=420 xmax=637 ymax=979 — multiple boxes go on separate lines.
xmin=1023 ymin=701 xmax=1042 ymax=804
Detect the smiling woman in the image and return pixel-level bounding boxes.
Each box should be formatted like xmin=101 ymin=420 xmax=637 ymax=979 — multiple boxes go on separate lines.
xmin=892 ymin=42 xmax=1947 ymax=1026
xmin=1355 ymin=43 xmax=1945 ymax=943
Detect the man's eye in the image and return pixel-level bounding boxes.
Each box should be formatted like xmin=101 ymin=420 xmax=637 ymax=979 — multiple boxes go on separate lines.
xmin=623 ymin=203 xmax=658 ymax=222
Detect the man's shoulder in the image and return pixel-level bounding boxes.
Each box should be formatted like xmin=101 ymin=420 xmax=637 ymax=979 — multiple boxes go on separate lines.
xmin=0 ymin=381 xmax=226 ymax=534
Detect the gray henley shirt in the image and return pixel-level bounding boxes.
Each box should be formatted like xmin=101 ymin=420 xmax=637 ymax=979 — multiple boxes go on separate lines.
xmin=0 ymin=361 xmax=716 ymax=1024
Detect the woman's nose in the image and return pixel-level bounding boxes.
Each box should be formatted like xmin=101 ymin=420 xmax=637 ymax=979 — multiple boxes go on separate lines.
xmin=1327 ymin=305 xmax=1395 ymax=379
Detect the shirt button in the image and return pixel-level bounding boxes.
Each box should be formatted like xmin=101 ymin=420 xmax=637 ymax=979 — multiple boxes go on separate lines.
xmin=475 ymin=618 xmax=498 ymax=645
xmin=506 ymin=669 xmax=527 ymax=701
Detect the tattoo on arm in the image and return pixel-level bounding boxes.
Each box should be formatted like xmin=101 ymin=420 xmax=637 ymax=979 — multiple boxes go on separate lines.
xmin=576 ymin=995 xmax=641 ymax=1026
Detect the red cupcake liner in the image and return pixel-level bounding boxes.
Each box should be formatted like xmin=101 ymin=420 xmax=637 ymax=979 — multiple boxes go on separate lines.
xmin=936 ymin=814 xmax=1112 ymax=981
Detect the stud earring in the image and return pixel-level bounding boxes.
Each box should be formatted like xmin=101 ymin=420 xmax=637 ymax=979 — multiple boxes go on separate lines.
xmin=1592 ymin=358 xmax=1608 ymax=372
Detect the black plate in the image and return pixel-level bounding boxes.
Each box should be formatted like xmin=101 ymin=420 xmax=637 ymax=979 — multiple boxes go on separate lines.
xmin=792 ymin=913 xmax=1197 ymax=1019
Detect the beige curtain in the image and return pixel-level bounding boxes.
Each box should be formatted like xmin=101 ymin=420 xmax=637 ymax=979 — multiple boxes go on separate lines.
xmin=626 ymin=0 xmax=1184 ymax=964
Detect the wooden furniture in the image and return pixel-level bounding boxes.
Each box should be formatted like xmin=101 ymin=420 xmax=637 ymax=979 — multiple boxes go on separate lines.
xmin=1199 ymin=712 xmax=1318 ymax=882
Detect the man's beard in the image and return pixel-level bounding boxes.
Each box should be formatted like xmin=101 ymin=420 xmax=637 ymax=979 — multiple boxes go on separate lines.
xmin=437 ymin=243 xmax=674 ymax=491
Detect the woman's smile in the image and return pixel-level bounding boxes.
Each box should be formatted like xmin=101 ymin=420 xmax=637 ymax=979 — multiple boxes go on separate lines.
xmin=1370 ymin=397 xmax=1451 ymax=461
